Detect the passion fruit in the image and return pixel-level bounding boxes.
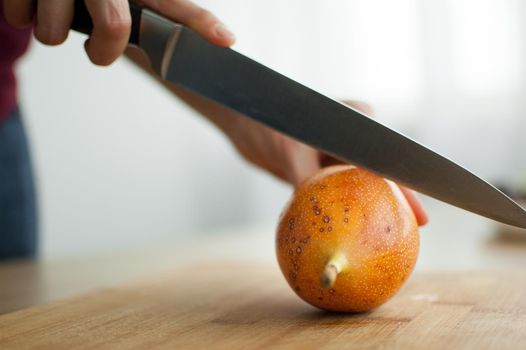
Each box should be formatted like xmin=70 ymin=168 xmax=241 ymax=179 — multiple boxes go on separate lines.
xmin=276 ymin=165 xmax=419 ymax=312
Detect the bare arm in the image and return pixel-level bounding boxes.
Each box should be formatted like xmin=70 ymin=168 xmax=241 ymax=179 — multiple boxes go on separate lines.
xmin=4 ymin=0 xmax=427 ymax=225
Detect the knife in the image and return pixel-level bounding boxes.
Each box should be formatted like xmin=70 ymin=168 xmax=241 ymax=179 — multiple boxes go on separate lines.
xmin=71 ymin=1 xmax=526 ymax=228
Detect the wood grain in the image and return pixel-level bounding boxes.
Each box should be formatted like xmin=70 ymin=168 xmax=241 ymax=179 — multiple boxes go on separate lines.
xmin=0 ymin=262 xmax=525 ymax=349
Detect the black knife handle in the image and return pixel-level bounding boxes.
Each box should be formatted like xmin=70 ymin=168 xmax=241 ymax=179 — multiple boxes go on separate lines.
xmin=71 ymin=1 xmax=143 ymax=45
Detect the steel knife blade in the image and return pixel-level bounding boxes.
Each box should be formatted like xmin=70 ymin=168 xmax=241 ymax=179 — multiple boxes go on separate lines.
xmin=72 ymin=2 xmax=526 ymax=228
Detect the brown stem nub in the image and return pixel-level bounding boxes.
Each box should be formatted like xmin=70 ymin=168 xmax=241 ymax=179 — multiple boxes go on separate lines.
xmin=321 ymin=264 xmax=338 ymax=288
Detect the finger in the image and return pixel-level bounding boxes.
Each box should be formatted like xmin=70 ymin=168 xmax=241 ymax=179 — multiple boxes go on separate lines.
xmin=319 ymin=154 xmax=343 ymax=168
xmin=34 ymin=0 xmax=74 ymax=45
xmin=400 ymin=186 xmax=428 ymax=226
xmin=342 ymin=100 xmax=375 ymax=117
xmin=84 ymin=0 xmax=131 ymax=66
xmin=287 ymin=143 xmax=321 ymax=187
xmin=142 ymin=0 xmax=235 ymax=47
xmin=3 ymin=0 xmax=34 ymax=28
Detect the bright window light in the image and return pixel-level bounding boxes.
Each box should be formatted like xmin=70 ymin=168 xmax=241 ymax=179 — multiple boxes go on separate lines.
xmin=336 ymin=0 xmax=424 ymax=108
xmin=448 ymin=0 xmax=522 ymax=96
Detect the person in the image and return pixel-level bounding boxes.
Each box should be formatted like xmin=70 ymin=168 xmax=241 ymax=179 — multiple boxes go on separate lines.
xmin=0 ymin=0 xmax=428 ymax=260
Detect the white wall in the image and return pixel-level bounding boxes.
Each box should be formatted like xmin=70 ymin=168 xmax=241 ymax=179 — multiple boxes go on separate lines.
xmin=16 ymin=0 xmax=526 ymax=259
xmin=18 ymin=34 xmax=292 ymax=259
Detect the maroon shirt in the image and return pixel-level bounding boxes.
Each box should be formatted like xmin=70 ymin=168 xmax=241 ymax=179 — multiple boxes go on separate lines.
xmin=0 ymin=1 xmax=32 ymax=122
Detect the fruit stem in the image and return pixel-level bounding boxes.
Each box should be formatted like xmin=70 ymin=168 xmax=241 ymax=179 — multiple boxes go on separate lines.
xmin=320 ymin=252 xmax=348 ymax=288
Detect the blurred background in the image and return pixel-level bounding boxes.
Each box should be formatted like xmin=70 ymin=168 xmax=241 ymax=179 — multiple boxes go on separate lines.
xmin=15 ymin=0 xmax=526 ymax=259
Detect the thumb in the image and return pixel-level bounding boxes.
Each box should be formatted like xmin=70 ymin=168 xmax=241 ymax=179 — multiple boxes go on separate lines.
xmin=141 ymin=0 xmax=235 ymax=47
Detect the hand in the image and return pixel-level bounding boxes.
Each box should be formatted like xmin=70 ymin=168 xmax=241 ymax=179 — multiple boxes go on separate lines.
xmin=7 ymin=1 xmax=425 ymax=225
xmin=224 ymin=100 xmax=429 ymax=226
xmin=3 ymin=0 xmax=235 ymax=65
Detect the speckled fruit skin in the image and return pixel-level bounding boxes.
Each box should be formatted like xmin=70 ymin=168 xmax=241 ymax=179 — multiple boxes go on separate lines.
xmin=276 ymin=165 xmax=419 ymax=312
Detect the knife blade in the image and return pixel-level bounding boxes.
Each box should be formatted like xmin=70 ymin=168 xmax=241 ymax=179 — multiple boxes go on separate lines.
xmin=72 ymin=1 xmax=526 ymax=228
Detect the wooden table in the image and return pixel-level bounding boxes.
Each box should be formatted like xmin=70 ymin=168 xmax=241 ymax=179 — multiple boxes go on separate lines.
xmin=1 ymin=261 xmax=525 ymax=349
xmin=1 ymin=202 xmax=526 ymax=349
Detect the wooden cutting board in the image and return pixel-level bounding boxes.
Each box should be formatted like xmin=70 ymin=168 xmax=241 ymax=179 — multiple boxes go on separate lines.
xmin=0 ymin=262 xmax=525 ymax=349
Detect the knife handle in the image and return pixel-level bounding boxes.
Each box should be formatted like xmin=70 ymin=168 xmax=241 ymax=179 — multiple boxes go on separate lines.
xmin=71 ymin=1 xmax=143 ymax=45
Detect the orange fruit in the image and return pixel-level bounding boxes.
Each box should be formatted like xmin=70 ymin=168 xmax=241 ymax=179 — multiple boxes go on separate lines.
xmin=276 ymin=165 xmax=419 ymax=312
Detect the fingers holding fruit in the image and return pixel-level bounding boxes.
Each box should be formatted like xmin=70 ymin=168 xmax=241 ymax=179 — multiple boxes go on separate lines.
xmin=318 ymin=100 xmax=428 ymax=226
xmin=226 ymin=98 xmax=427 ymax=226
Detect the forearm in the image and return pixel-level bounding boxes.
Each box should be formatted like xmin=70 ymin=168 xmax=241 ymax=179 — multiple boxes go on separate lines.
xmin=124 ymin=47 xmax=239 ymax=137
